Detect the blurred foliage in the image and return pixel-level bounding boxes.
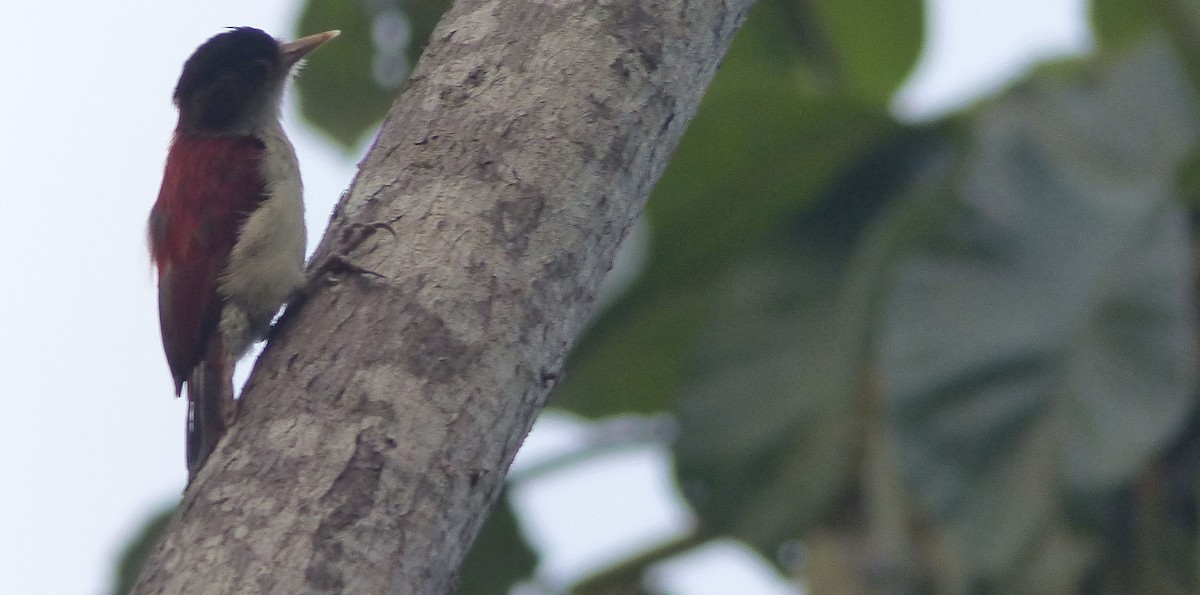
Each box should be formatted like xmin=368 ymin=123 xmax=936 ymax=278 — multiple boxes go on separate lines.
xmin=109 ymin=504 xmax=174 ymax=595
xmin=116 ymin=0 xmax=1200 ymax=592
xmin=1090 ymin=0 xmax=1159 ymax=51
xmin=675 ymin=125 xmax=950 ymax=557
xmin=552 ymin=0 xmax=1200 ymax=592
xmin=882 ymin=42 xmax=1197 ymax=582
xmin=455 ymin=494 xmax=538 ymax=595
xmin=296 ymin=0 xmax=452 ymax=149
xmin=783 ymin=0 xmax=925 ymax=101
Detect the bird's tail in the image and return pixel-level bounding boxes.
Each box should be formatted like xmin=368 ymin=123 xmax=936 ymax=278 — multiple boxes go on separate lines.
xmin=185 ymin=336 xmax=236 ymax=482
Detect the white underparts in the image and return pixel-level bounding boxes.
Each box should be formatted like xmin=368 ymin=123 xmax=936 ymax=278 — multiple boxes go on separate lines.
xmin=218 ymin=120 xmax=306 ymax=358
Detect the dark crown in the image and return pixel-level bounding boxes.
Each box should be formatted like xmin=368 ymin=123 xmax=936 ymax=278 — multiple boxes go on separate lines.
xmin=173 ymin=27 xmax=282 ymax=130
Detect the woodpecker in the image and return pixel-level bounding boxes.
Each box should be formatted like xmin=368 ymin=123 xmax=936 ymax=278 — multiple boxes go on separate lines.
xmin=148 ymin=27 xmax=338 ymax=480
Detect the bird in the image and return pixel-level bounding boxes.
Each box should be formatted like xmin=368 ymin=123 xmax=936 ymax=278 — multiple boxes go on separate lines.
xmin=148 ymin=27 xmax=339 ymax=481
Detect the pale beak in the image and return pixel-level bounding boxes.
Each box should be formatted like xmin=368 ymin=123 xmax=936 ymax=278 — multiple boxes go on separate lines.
xmin=279 ymin=30 xmax=340 ymax=67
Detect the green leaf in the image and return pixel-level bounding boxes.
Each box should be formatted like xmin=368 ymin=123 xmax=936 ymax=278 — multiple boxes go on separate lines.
xmin=295 ymin=0 xmax=398 ymax=149
xmin=673 ymin=127 xmax=949 ymax=553
xmin=294 ymin=0 xmax=452 ymax=149
xmin=642 ymin=3 xmax=897 ymax=291
xmin=644 ymin=90 xmax=893 ymax=292
xmin=1090 ymin=0 xmax=1160 ymax=51
xmin=674 ymin=241 xmax=863 ymax=550
xmin=396 ymin=0 xmax=458 ymax=61
xmin=803 ymin=0 xmax=925 ymax=102
xmin=720 ymin=0 xmax=820 ymax=75
xmin=457 ymin=493 xmax=538 ymax=595
xmin=740 ymin=0 xmax=925 ymax=102
xmin=1176 ymin=144 xmax=1200 ymax=208
xmin=110 ymin=504 xmax=175 ymax=595
xmin=551 ymin=287 xmax=712 ymax=417
xmin=881 ymin=39 xmax=1199 ymax=579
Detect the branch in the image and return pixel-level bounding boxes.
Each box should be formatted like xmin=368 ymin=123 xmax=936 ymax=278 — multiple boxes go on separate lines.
xmin=569 ymin=531 xmax=707 ymax=594
xmin=131 ymin=0 xmax=754 ymax=592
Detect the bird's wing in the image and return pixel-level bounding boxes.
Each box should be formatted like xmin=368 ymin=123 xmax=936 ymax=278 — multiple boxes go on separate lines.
xmin=148 ymin=134 xmax=267 ymax=393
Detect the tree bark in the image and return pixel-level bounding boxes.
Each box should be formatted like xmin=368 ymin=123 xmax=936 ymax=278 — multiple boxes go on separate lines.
xmin=133 ymin=0 xmax=753 ymax=592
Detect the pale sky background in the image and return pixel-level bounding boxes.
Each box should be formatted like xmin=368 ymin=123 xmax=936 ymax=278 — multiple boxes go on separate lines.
xmin=0 ymin=1 xmax=1090 ymax=593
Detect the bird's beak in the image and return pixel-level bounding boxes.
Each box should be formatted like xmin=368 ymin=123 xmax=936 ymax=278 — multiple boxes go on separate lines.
xmin=279 ymin=30 xmax=340 ymax=67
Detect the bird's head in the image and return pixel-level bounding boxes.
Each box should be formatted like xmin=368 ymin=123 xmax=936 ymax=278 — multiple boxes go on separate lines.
xmin=173 ymin=27 xmax=339 ymax=134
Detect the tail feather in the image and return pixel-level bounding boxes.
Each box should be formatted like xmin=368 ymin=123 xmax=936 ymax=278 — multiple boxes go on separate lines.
xmin=185 ymin=336 xmax=236 ymax=482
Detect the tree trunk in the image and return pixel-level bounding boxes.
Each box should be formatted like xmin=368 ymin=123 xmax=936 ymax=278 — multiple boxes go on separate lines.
xmin=132 ymin=0 xmax=753 ymax=592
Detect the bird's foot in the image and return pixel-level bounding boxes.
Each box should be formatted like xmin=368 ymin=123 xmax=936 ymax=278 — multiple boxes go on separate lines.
xmin=295 ymin=253 xmax=388 ymax=303
xmin=287 ymin=219 xmax=398 ymax=306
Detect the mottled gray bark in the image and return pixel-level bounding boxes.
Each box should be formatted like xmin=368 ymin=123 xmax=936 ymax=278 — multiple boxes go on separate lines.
xmin=133 ymin=0 xmax=753 ymax=592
